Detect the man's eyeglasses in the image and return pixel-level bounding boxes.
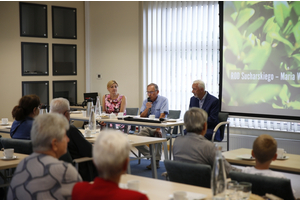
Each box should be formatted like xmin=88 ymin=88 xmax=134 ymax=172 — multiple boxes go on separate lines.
xmin=146 ymin=90 xmax=157 ymax=95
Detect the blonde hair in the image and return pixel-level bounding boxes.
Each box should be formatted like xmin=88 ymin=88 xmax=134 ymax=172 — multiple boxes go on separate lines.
xmin=253 ymin=134 xmax=277 ymax=164
xmin=107 ymin=80 xmax=118 ymax=88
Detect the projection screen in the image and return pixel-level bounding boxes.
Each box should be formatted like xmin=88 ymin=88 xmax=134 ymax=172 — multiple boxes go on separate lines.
xmin=221 ymin=1 xmax=300 ymax=120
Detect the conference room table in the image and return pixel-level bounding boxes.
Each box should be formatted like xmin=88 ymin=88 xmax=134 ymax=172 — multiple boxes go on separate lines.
xmin=80 ymin=130 xmax=166 ymax=179
xmin=70 ymin=113 xmax=184 ymax=160
xmin=70 ymin=106 xmax=86 ymax=111
xmin=0 ymin=121 xmax=12 ymax=134
xmin=223 ymin=148 xmax=300 ymax=174
xmin=120 ymin=174 xmax=212 ymax=199
xmin=0 ymin=152 xmax=28 ymax=188
xmin=120 ymin=174 xmax=265 ymax=200
xmin=0 ymin=152 xmax=28 ymax=171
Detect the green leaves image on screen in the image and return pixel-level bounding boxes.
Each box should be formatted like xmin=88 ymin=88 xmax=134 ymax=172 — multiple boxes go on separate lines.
xmin=223 ymin=1 xmax=300 ymax=110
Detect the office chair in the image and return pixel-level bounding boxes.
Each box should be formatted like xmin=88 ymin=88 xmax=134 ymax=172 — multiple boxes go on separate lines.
xmin=164 ymin=160 xmax=211 ymax=188
xmin=125 ymin=108 xmax=139 ymax=134
xmin=59 ymin=150 xmax=94 ymax=182
xmin=211 ymin=112 xmax=230 ymax=151
xmin=166 ymin=110 xmax=181 ymax=138
xmin=1 ymin=138 xmax=33 ymax=155
xmin=229 ymin=171 xmax=295 ymax=199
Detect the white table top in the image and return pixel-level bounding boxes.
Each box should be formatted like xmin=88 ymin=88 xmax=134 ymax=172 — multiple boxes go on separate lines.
xmin=80 ymin=129 xmax=167 ymax=145
xmin=0 ymin=121 xmax=12 ymax=133
xmin=120 ymin=174 xmax=212 ymax=200
xmin=0 ymin=152 xmax=28 ymax=170
xmin=70 ymin=113 xmax=184 ymax=128
xmin=223 ymin=148 xmax=300 ymax=174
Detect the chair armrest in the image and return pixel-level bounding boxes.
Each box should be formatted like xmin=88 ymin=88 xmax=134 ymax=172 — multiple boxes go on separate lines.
xmin=73 ymin=157 xmax=93 ymax=171
xmin=213 ymin=121 xmax=230 ymax=132
xmin=73 ymin=157 xmax=93 ymax=163
xmin=211 ymin=121 xmax=230 ymax=142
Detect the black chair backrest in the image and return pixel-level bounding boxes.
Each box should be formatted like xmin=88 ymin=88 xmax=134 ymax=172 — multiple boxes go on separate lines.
xmin=164 ymin=160 xmax=211 ymax=188
xmin=126 ymin=108 xmax=139 ymax=115
xmin=229 ymin=171 xmax=294 ymax=199
xmin=218 ymin=112 xmax=228 ymax=140
xmin=1 ymin=138 xmax=33 ymax=155
xmin=168 ymin=110 xmax=181 ymax=119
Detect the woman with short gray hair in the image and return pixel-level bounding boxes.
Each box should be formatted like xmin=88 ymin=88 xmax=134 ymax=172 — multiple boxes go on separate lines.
xmin=31 ymin=111 xmax=69 ymax=152
xmin=7 ymin=113 xmax=82 ymax=200
xmin=72 ymin=130 xmax=148 ymax=200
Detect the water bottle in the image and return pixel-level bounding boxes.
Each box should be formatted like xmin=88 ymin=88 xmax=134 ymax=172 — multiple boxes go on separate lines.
xmin=211 ymin=145 xmax=226 ymax=200
xmin=95 ymin=96 xmax=101 ymax=116
xmin=39 ymin=105 xmax=48 ymax=115
xmin=89 ymin=108 xmax=96 ymax=131
xmin=86 ymin=98 xmax=94 ymax=117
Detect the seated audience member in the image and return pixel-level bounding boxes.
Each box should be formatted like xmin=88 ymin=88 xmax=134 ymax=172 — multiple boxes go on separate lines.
xmin=189 ymin=80 xmax=221 ymax=141
xmin=50 ymin=98 xmax=97 ymax=181
xmin=7 ymin=113 xmax=82 ymax=200
xmin=242 ymin=134 xmax=286 ymax=178
xmin=72 ymin=130 xmax=149 ymax=200
xmin=242 ymin=134 xmax=296 ymax=197
xmin=136 ymin=83 xmax=169 ymax=169
xmin=10 ymin=94 xmax=40 ymax=139
xmin=173 ymin=107 xmax=240 ymax=176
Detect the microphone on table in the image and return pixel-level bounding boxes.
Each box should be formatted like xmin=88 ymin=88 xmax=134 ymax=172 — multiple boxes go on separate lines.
xmin=147 ymin=97 xmax=152 ymax=115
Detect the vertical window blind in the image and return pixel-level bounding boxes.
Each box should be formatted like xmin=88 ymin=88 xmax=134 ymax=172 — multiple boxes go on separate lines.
xmin=143 ymin=1 xmax=220 ymax=117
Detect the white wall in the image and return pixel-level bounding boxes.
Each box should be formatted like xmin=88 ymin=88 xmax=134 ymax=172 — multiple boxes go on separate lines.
xmin=87 ymin=1 xmax=142 ymax=109
xmin=0 ymin=1 xmax=86 ymax=121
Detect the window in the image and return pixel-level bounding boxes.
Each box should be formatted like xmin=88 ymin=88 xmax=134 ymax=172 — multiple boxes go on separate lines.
xmin=143 ymin=1 xmax=219 ymax=117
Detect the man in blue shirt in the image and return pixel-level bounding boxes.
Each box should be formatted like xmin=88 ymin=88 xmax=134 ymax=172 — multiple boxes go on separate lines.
xmin=189 ymin=80 xmax=221 ymax=141
xmin=136 ymin=83 xmax=169 ymax=169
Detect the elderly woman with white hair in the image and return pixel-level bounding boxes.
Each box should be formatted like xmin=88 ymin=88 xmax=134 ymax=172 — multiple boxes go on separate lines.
xmin=7 ymin=113 xmax=82 ymax=200
xmin=72 ymin=130 xmax=148 ymax=200
xmin=173 ymin=107 xmax=240 ymax=176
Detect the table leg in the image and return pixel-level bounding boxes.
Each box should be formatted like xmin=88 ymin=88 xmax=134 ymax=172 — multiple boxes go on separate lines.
xmin=169 ymin=133 xmax=172 ymax=160
xmin=227 ymin=124 xmax=230 ymax=151
xmin=161 ymin=128 xmax=169 ymax=160
xmin=179 ymin=125 xmax=183 ymax=136
xmin=124 ymin=125 xmax=128 ymax=133
xmin=149 ymin=144 xmax=158 ymax=179
xmin=127 ymin=158 xmax=131 ymax=174
xmin=169 ymin=125 xmax=183 ymax=160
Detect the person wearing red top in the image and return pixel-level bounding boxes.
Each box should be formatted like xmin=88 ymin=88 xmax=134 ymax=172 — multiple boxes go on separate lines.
xmin=72 ymin=130 xmax=148 ymax=200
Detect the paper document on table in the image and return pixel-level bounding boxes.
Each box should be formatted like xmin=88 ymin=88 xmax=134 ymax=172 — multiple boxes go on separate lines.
xmin=165 ymin=119 xmax=181 ymax=122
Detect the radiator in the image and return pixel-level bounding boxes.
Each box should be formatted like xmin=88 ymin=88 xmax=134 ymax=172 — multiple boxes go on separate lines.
xmin=228 ymin=134 xmax=300 ymax=155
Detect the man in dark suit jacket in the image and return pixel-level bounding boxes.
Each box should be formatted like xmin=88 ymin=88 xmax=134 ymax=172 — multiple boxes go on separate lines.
xmin=189 ymin=80 xmax=222 ymax=141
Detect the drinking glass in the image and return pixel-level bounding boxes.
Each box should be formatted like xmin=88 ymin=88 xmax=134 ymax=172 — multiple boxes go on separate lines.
xmin=226 ymin=180 xmax=238 ymax=200
xmin=237 ymin=182 xmax=252 ymax=200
